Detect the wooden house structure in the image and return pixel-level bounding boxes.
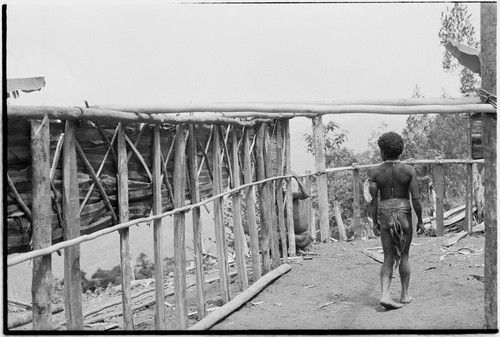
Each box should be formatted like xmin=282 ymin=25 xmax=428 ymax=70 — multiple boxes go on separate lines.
xmin=4 ymin=3 xmax=497 ymax=332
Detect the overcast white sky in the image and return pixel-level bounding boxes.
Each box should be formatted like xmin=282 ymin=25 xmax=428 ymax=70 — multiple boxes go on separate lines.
xmin=6 ymin=2 xmax=480 ymax=156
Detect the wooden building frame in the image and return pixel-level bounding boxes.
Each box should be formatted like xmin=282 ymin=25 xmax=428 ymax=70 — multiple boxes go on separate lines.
xmin=4 ymin=3 xmax=496 ymax=331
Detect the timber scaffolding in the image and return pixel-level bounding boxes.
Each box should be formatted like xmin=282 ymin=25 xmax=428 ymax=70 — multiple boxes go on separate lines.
xmin=5 ymin=96 xmax=496 ymax=331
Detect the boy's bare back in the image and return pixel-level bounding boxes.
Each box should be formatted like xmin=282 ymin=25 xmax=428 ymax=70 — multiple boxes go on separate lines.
xmin=370 ymin=162 xmax=420 ymax=201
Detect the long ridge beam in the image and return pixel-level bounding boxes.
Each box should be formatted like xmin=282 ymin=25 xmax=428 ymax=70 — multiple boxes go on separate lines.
xmin=7 ymin=103 xmax=496 ymax=124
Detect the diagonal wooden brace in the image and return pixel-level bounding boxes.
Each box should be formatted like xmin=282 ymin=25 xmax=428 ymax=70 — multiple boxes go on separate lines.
xmin=75 ymin=139 xmax=118 ymax=224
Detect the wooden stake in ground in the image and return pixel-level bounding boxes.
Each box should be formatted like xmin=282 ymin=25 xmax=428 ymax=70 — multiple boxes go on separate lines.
xmin=481 ymin=2 xmax=497 ymax=329
xmin=243 ymin=128 xmax=261 ymax=282
xmin=31 ymin=116 xmax=53 ymax=330
xmin=213 ymin=125 xmax=231 ymax=303
xmin=312 ymin=116 xmax=329 ymax=242
xmin=188 ymin=264 xmax=292 ymax=330
xmin=152 ymin=126 xmax=165 ymax=329
xmin=264 ymin=125 xmax=280 ymax=269
xmin=434 ymin=161 xmax=444 ymax=236
xmin=62 ymin=120 xmax=83 ymax=329
xmin=188 ymin=124 xmax=207 ymax=320
xmin=255 ymin=123 xmax=272 ymax=275
xmin=276 ymin=121 xmax=288 ymax=263
xmin=352 ymin=167 xmax=361 ymax=239
xmin=333 ymin=200 xmax=347 ymax=241
xmin=173 ymin=124 xmax=188 ymax=329
xmin=466 ymin=112 xmax=474 ymax=234
xmin=231 ymin=128 xmax=249 ymax=291
xmin=304 ymin=172 xmax=314 ymax=243
xmin=284 ymin=120 xmax=296 ymax=256
xmin=117 ymin=123 xmax=134 ymax=330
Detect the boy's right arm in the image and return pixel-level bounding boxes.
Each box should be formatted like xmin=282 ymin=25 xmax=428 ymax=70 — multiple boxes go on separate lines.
xmin=368 ymin=171 xmax=380 ymax=235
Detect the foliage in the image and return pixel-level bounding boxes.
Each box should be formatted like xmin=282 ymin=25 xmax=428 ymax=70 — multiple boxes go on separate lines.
xmin=366 ymin=121 xmax=389 ymax=163
xmin=438 ymin=2 xmax=480 ymax=95
xmin=77 ymin=253 xmax=179 ymax=294
xmin=135 ymin=252 xmax=154 ymax=279
xmin=403 ymin=114 xmax=468 ymax=210
xmin=303 ymin=120 xmax=347 ymax=156
xmin=89 ymin=265 xmax=122 ymax=291
xmin=304 ymin=120 xmax=364 ymax=238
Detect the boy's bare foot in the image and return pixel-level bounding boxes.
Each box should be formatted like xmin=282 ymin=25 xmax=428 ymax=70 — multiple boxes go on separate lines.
xmin=380 ymin=298 xmax=403 ymax=309
xmin=401 ymin=295 xmax=413 ymax=304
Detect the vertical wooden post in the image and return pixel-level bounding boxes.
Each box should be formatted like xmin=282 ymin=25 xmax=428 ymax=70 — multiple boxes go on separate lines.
xmin=465 ymin=162 xmax=473 ymax=233
xmin=481 ymin=3 xmax=497 ymax=329
xmin=188 ymin=124 xmax=206 ymax=319
xmin=283 ymin=120 xmax=296 ymax=257
xmin=117 ymin=123 xmax=133 ymax=329
xmin=231 ymin=128 xmax=249 ymax=290
xmin=333 ymin=200 xmax=347 ymax=241
xmin=243 ymin=128 xmax=261 ymax=282
xmin=31 ymin=116 xmax=52 ymax=330
xmin=173 ymin=124 xmax=188 ymax=329
xmin=466 ymin=112 xmax=474 ymax=234
xmin=255 ymin=123 xmax=272 ymax=275
xmin=352 ymin=167 xmax=361 ymax=239
xmin=213 ymin=125 xmax=230 ymax=303
xmin=152 ymin=126 xmax=165 ymax=329
xmin=276 ymin=121 xmax=288 ymax=263
xmin=312 ymin=116 xmax=329 ymax=242
xmin=434 ymin=162 xmax=444 ymax=237
xmin=304 ymin=172 xmax=314 ymax=244
xmin=62 ymin=120 xmax=83 ymax=330
xmin=264 ymin=125 xmax=279 ymax=269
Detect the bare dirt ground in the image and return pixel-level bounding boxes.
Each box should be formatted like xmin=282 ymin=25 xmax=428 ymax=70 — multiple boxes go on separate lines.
xmin=211 ymin=234 xmax=486 ymax=332
xmin=10 ymin=233 xmax=486 ymax=332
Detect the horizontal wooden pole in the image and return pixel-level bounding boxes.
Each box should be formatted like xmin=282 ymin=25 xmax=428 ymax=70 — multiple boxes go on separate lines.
xmin=94 ymin=97 xmax=485 ymax=113
xmin=188 ymin=263 xmax=292 ymax=330
xmin=8 ymin=102 xmax=496 ymax=124
xmin=92 ymin=103 xmax=495 ymax=116
xmin=7 ymin=173 xmax=295 ymax=267
xmin=241 ymin=97 xmax=482 ymax=106
xmin=7 ymin=106 xmax=271 ymax=126
xmin=8 ymin=156 xmax=485 ymax=267
xmin=322 ymin=159 xmax=485 ymax=174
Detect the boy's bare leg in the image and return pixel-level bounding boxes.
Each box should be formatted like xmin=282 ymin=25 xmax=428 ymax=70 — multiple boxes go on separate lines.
xmin=379 ymin=221 xmax=403 ymax=309
xmin=400 ymin=213 xmax=413 ymax=303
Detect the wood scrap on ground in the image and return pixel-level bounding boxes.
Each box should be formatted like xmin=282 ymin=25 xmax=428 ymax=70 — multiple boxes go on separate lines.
xmin=469 ymin=274 xmax=485 ymax=283
xmin=362 ymin=248 xmax=384 ymax=264
xmin=8 ymin=304 xmax=64 ymax=329
xmin=443 ymin=230 xmax=468 ymax=247
xmin=8 ymin=299 xmax=32 ymax=310
xmin=319 ymin=301 xmax=336 ymax=309
xmin=472 ymin=222 xmax=485 ymax=233
xmin=188 ymin=263 xmax=291 ymax=330
xmin=53 ymin=270 xmax=241 ymax=330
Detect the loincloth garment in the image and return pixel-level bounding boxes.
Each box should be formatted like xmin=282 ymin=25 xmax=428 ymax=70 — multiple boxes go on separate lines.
xmin=379 ymin=198 xmax=411 ymax=269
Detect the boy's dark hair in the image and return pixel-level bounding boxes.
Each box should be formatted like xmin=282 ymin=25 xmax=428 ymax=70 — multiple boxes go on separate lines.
xmin=378 ymin=132 xmax=404 ymax=159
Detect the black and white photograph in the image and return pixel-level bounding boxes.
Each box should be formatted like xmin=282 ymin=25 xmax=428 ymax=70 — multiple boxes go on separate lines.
xmin=3 ymin=0 xmax=497 ymax=333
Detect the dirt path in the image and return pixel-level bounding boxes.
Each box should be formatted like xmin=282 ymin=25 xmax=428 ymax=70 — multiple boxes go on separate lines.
xmin=211 ymin=235 xmax=486 ymax=331
xmin=9 ymin=234 xmax=486 ymax=332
